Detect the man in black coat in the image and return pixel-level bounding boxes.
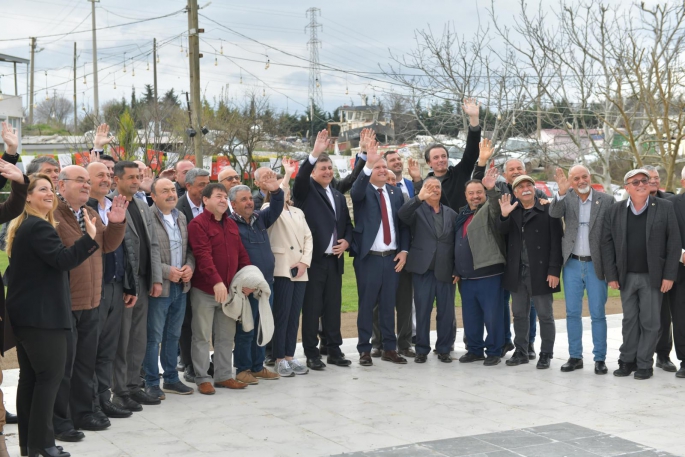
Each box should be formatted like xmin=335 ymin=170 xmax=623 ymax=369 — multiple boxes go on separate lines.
xmin=667 ymin=169 xmax=685 ymax=378
xmin=497 ymin=175 xmax=563 ymax=369
xmin=292 ymin=130 xmax=354 ymax=370
xmin=602 ymin=169 xmax=681 ymax=380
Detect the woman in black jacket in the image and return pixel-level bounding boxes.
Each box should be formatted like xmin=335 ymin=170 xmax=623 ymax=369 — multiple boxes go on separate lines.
xmin=5 ymin=174 xmax=99 ymax=457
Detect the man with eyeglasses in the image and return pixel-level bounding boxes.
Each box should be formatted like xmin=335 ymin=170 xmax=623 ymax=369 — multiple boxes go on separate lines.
xmin=602 ymin=169 xmax=681 ymax=380
xmin=549 ymin=166 xmax=615 ymax=375
xmin=53 ymin=166 xmax=127 ymax=441
xmin=218 ymin=166 xmax=242 ymax=214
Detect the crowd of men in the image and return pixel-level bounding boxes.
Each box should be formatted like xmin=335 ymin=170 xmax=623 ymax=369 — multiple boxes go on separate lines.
xmin=1 ymin=95 xmax=685 ymax=449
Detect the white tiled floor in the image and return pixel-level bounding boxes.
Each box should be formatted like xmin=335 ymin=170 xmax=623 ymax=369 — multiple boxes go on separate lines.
xmin=2 ymin=314 xmax=685 ymax=456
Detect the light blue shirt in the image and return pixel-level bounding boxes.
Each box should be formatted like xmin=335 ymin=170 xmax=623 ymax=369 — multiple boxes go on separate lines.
xmin=558 ymin=190 xmax=593 ymax=257
xmin=627 ymin=197 xmax=648 ymax=216
xmin=159 ymin=208 xmax=183 ymax=269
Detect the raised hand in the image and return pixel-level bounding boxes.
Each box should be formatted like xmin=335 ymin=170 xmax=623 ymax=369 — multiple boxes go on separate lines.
xmin=311 ymin=129 xmax=330 ymax=158
xmin=0 ymin=160 xmax=24 ymax=184
xmin=478 ymin=138 xmax=494 ymax=166
xmin=282 ymin=157 xmax=296 ymax=178
xmin=93 ymin=123 xmax=114 ymax=150
xmin=555 ymin=167 xmax=570 ymax=196
xmin=463 ymin=97 xmax=480 ymax=126
xmin=84 ymin=216 xmax=98 ymax=240
xmin=499 ymin=194 xmax=518 ymax=217
xmin=159 ymin=168 xmax=176 ymax=180
xmin=365 ymin=139 xmax=382 ymax=167
xmin=260 ymin=169 xmax=280 ymax=192
xmin=418 ymin=181 xmax=439 ymax=201
xmin=408 ymin=158 xmax=421 ymax=181
xmin=139 ymin=167 xmax=154 ymax=193
xmin=1 ymin=122 xmax=18 ymax=155
xmin=482 ymin=166 xmax=499 ymax=190
xmin=359 ymin=128 xmax=376 ymax=152
xmin=108 ymin=195 xmax=129 ymax=224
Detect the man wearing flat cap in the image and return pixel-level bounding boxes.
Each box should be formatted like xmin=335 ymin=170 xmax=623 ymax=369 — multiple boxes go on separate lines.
xmin=602 ymin=169 xmax=681 ymax=380
xmin=497 ymin=175 xmax=563 ymax=369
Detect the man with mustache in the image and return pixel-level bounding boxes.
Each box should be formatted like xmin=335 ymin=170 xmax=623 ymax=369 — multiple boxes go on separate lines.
xmin=549 ymin=166 xmax=615 ymax=375
xmin=498 ymin=175 xmax=563 ymax=369
xmin=143 ymin=179 xmax=195 ymax=399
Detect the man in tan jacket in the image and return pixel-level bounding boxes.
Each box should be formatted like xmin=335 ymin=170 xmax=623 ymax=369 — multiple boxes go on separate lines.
xmin=52 ymin=165 xmax=127 ymax=442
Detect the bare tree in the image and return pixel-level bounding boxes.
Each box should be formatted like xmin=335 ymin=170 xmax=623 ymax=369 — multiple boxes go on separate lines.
xmin=35 ymin=95 xmax=74 ymax=127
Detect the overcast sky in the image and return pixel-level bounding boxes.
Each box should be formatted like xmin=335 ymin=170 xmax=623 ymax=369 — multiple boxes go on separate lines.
xmin=0 ymin=0 xmax=627 ymax=118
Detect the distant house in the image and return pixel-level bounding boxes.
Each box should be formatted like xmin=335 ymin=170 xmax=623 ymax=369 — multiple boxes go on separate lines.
xmin=0 ymin=94 xmax=24 ymax=154
xmin=328 ymin=97 xmax=394 ymax=150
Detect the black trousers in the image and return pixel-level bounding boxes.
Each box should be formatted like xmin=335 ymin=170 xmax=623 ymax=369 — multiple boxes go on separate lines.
xmin=355 ymin=254 xmax=398 ymax=353
xmin=272 ymin=278 xmax=307 ymax=359
xmin=54 ymin=308 xmax=99 ymax=433
xmin=656 ymin=290 xmax=674 ymax=358
xmin=15 ymin=327 xmax=68 ymax=449
xmin=93 ymin=281 xmax=124 ymax=406
xmin=301 ymin=255 xmax=344 ymax=359
xmin=372 ymin=269 xmax=413 ymax=350
xmin=179 ymin=294 xmax=193 ymax=367
xmin=666 ymin=282 xmax=685 ymax=361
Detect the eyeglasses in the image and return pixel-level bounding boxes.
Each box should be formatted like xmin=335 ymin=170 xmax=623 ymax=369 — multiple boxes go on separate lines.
xmin=648 ymin=177 xmax=660 ymax=183
xmin=627 ymin=178 xmax=649 ymax=187
xmin=221 ymin=176 xmax=241 ymax=183
xmin=62 ymin=178 xmax=92 ymax=186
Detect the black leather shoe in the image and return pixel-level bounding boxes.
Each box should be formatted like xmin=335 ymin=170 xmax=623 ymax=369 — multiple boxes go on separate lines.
xmin=101 ymin=400 xmax=132 ymax=418
xmin=459 ymin=353 xmax=485 ymax=363
xmin=634 ymin=368 xmax=654 ymax=380
xmin=20 ymin=446 xmax=63 ymax=457
xmin=93 ymin=407 xmax=108 ymax=423
xmin=28 ymin=446 xmax=70 ymax=457
xmin=318 ymin=343 xmax=328 ymax=356
xmin=306 ymin=357 xmax=326 ymax=370
xmin=370 ymin=348 xmax=382 ymax=358
xmin=398 ymin=347 xmax=416 ymax=358
xmin=501 ymin=341 xmax=515 ymax=357
xmin=359 ymin=352 xmax=373 ymax=366
xmin=415 ymin=353 xmax=427 ymax=363
xmin=5 ymin=410 xmax=17 ymax=424
xmin=76 ymin=413 xmax=110 ymax=431
xmin=264 ymin=355 xmax=276 ymax=367
xmin=437 ymin=353 xmax=452 ymax=363
xmin=506 ymin=350 xmax=530 ymax=366
xmin=656 ymin=356 xmax=677 ymax=372
xmin=183 ymin=364 xmax=196 ymax=383
xmin=536 ymin=352 xmax=551 ymax=369
xmin=528 ymin=343 xmax=536 ymax=360
xmin=613 ymin=359 xmax=637 ymax=377
xmin=676 ymin=364 xmax=685 ymax=378
xmin=594 ymin=361 xmax=608 ymax=375
xmin=484 ymin=356 xmax=501 ymax=366
xmin=561 ymin=357 xmax=583 ymax=372
xmin=54 ymin=429 xmax=84 ymax=442
xmin=112 ymin=395 xmax=142 ymax=412
xmin=131 ymin=390 xmax=161 ymax=405
xmin=327 ymin=354 xmax=352 ymax=367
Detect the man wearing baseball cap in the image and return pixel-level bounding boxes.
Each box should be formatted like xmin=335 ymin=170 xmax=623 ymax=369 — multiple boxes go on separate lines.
xmin=497 ymin=175 xmax=563 ymax=369
xmin=601 ymin=169 xmax=681 ymax=379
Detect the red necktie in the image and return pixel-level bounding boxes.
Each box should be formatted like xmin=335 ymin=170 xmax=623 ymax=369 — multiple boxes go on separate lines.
xmin=378 ymin=188 xmax=391 ymax=245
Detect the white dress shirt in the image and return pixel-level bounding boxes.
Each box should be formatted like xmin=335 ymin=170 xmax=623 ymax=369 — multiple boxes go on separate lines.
xmin=187 ymin=192 xmax=204 ymax=217
xmin=363 ymin=167 xmax=397 ymax=251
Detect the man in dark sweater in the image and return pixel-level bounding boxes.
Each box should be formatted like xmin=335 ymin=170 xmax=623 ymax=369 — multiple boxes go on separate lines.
xmin=229 ymin=172 xmax=284 ymax=384
xmin=602 ymin=169 xmax=681 ymax=380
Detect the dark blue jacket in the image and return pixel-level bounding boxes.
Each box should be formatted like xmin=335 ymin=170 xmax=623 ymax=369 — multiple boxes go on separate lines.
xmin=230 ymin=189 xmax=284 ymax=283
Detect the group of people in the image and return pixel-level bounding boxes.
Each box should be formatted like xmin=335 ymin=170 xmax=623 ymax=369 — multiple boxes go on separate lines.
xmin=0 ymin=94 xmax=683 ymax=457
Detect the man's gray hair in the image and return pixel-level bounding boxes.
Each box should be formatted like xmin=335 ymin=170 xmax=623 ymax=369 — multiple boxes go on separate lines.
xmin=228 ymin=184 xmax=251 ymax=202
xmin=642 ymin=165 xmax=658 ymax=173
xmin=503 ymin=158 xmax=525 ymax=170
xmin=57 ymin=169 xmax=69 ymax=181
xmin=26 ymin=156 xmax=59 ymax=175
xmin=185 ymin=167 xmax=210 ymax=185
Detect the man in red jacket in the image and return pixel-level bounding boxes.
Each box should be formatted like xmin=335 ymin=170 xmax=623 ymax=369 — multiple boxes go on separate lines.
xmin=187 ymin=183 xmax=252 ymax=395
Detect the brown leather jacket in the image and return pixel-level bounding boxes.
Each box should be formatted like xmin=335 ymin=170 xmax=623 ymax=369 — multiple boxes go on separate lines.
xmin=54 ymin=199 xmax=126 ymax=310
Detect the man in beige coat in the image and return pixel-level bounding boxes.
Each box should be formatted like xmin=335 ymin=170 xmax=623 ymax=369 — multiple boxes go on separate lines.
xmin=53 ymin=165 xmax=127 ymax=441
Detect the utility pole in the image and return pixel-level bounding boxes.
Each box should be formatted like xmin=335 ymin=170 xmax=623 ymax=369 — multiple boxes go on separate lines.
xmin=73 ymin=42 xmax=78 ymax=131
xmin=89 ymin=0 xmax=100 ymax=118
xmin=306 ymin=7 xmax=324 ymax=143
xmin=187 ymin=0 xmax=203 ymax=164
xmin=29 ymin=37 xmax=36 ymax=125
xmin=153 ymin=38 xmax=160 ymax=143
xmin=13 ymin=62 xmax=17 ymax=95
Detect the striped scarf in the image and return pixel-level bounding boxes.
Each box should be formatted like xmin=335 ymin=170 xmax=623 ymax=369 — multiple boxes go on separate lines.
xmin=57 ymin=193 xmax=86 ymax=234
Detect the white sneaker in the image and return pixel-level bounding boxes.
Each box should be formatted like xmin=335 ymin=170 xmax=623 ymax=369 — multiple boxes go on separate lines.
xmin=289 ymin=358 xmax=309 ymax=375
xmin=276 ymin=359 xmax=294 ymax=377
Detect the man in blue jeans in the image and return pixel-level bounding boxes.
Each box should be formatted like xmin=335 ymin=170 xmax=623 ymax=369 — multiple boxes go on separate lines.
xmin=549 ymin=166 xmax=614 ymax=375
xmin=144 ymin=178 xmax=195 ymax=398
xmin=229 ymin=174 xmax=284 ymax=384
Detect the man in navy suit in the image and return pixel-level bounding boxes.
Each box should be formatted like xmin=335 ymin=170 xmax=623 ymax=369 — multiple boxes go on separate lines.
xmin=292 ymin=130 xmax=354 ymax=370
xmin=351 ymin=143 xmax=411 ymax=366
xmin=370 ymin=150 xmax=416 ymax=357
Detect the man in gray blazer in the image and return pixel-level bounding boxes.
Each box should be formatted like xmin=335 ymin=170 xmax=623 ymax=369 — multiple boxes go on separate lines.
xmin=110 ymin=161 xmax=164 ymax=411
xmin=549 ymin=166 xmax=614 ymax=375
xmin=602 ymin=169 xmax=681 ymax=380
xmin=398 ymin=177 xmax=457 ymax=363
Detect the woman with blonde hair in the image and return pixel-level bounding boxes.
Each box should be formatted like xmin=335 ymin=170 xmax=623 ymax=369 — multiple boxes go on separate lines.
xmin=6 ymin=174 xmax=99 ymax=457
xmin=262 ymin=159 xmax=313 ymax=377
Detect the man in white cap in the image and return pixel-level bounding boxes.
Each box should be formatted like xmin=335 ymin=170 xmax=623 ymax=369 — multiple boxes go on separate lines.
xmin=601 ymin=169 xmax=681 ymax=380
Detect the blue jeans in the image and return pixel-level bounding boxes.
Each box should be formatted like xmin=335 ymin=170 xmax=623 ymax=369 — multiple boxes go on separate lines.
xmin=563 ymin=258 xmax=608 ymax=361
xmin=503 ymin=291 xmax=537 ymax=344
xmin=234 ymin=283 xmax=274 ymax=374
xmin=461 ymin=275 xmax=505 ymax=357
xmin=144 ymin=282 xmax=186 ymax=386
